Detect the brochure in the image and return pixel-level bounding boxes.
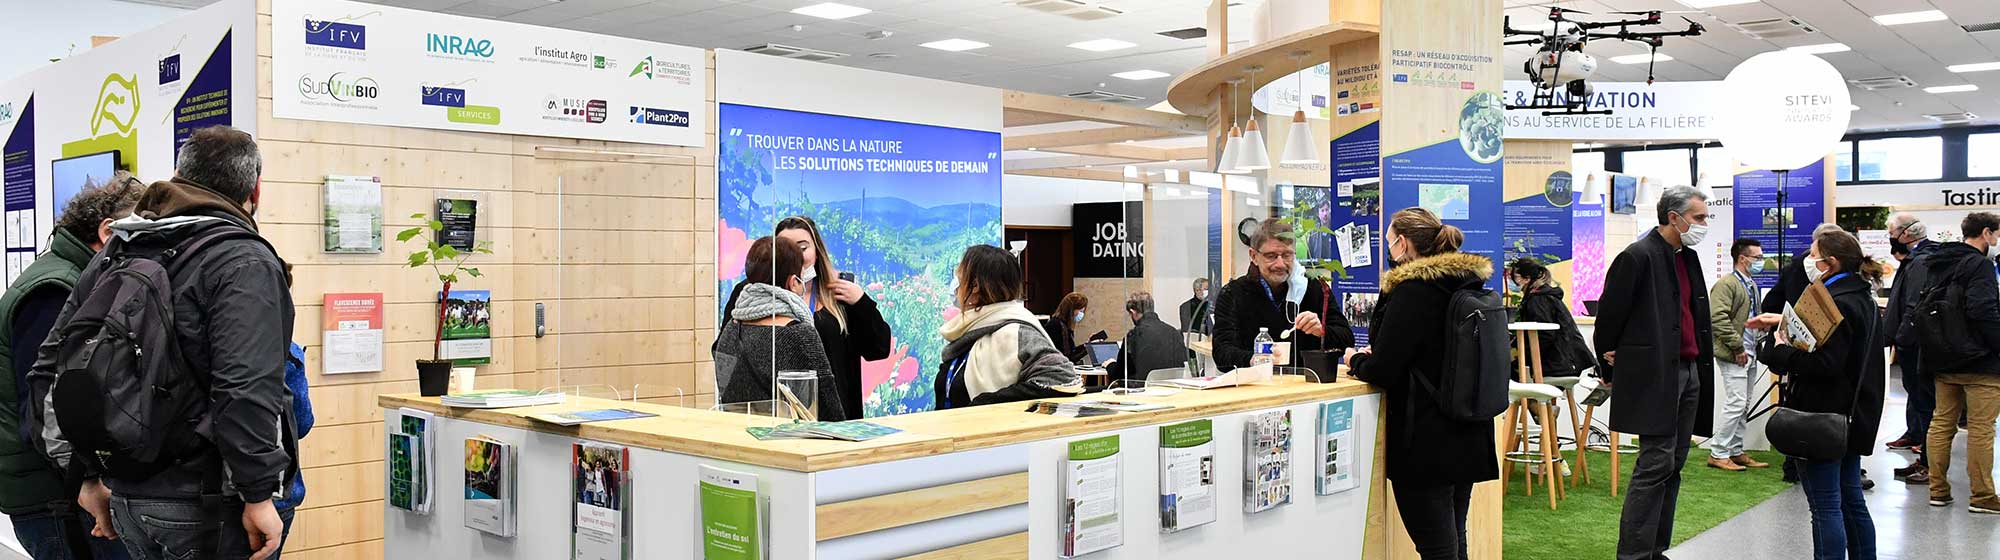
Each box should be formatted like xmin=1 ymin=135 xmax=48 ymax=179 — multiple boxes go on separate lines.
xmin=1158 ymin=420 xmax=1217 ymax=533
xmin=1244 ymin=410 xmax=1294 ymax=514
xmin=442 ymin=389 xmax=564 ymax=409
xmin=1317 ymin=400 xmax=1358 ymax=495
xmin=388 ymin=433 xmax=415 ymax=511
xmin=1784 ymin=282 xmax=1843 ymax=352
xmin=743 ymin=421 xmax=902 ymax=442
xmin=464 ymin=436 xmax=517 ymax=537
xmin=572 ymin=442 xmax=630 ymax=560
xmin=1061 ymin=435 xmax=1122 ymax=558
xmin=530 ymin=409 xmax=658 ymax=426
xmin=440 ymin=289 xmax=494 ymax=366
xmin=389 ymin=408 xmax=435 ymax=514
xmin=321 ymin=292 xmax=384 ymax=374
xmin=1025 ymin=400 xmax=1174 ymax=417
xmin=699 ymin=465 xmax=764 ymax=560
xmin=436 ymin=197 xmax=479 ymax=251
xmin=1151 ymin=363 xmax=1274 ymax=391
xmin=322 ymin=174 xmax=383 ymax=253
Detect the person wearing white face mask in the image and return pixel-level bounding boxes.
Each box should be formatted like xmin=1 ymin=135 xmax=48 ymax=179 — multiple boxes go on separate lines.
xmin=1706 ymin=238 xmax=1769 ymax=472
xmin=1211 ymin=219 xmax=1355 ymax=372
xmin=1913 ymin=212 xmax=2000 ymax=514
xmin=1593 ymin=186 xmax=1719 ymax=560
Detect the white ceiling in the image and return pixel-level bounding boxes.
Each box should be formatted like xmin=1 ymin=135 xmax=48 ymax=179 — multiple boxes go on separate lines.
xmin=1503 ymin=0 xmax=2000 ymax=131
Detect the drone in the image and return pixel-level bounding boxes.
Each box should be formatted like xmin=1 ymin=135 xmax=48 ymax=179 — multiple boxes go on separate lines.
xmin=1504 ymin=7 xmax=1704 ymax=115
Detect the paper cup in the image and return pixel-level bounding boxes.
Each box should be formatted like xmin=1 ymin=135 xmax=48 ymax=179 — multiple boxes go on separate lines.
xmin=1272 ymin=342 xmax=1293 ymax=366
xmin=452 ymin=367 xmax=476 ymax=393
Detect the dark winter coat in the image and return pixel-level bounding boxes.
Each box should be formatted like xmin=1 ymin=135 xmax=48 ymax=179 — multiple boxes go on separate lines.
xmin=1348 ymin=252 xmax=1500 ymax=485
xmin=1212 ymin=266 xmax=1355 ymax=371
xmin=1759 ymin=272 xmax=1884 ymax=457
xmin=1593 ymin=228 xmax=1717 ymax=438
xmin=1109 ymin=312 xmax=1187 ymax=383
xmin=1515 ymin=285 xmax=1595 ymax=378
xmin=1882 ymin=238 xmax=1940 ymax=350
xmin=1916 ymin=242 xmax=2000 ymax=375
xmin=720 ymin=284 xmax=894 ymax=419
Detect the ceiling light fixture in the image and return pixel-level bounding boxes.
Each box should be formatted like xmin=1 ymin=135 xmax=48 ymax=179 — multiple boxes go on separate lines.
xmin=1068 ymin=39 xmax=1136 ymax=52
xmin=1872 ymin=10 xmax=1948 ymax=26
xmin=791 ymin=2 xmax=871 ymax=20
xmin=1673 ymin=0 xmax=1759 ymax=8
xmin=1217 ymin=79 xmax=1246 ymax=175
xmin=920 ymin=38 xmax=989 ymax=52
xmin=1112 ymin=69 xmax=1170 ymax=80
xmin=1948 ymin=61 xmax=2000 ymax=73
xmin=1787 ymin=43 xmax=1850 ymax=55
xmin=1279 ymin=51 xmax=1318 ymax=165
xmin=1610 ymin=53 xmax=1674 ymax=65
xmin=1234 ymin=65 xmax=1272 ymax=171
xmin=1924 ymin=84 xmax=1980 ymax=93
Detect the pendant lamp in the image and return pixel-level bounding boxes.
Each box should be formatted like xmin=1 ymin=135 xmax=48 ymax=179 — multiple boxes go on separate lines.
xmin=1279 ymin=51 xmax=1318 ymax=165
xmin=1237 ymin=119 xmax=1273 ymax=170
xmin=1218 ymin=126 xmax=1247 ymax=175
xmin=1580 ymin=173 xmax=1603 ymax=205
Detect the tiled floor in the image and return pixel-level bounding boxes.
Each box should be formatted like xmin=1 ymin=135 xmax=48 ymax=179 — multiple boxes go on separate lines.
xmin=1666 ymin=367 xmax=2000 ymax=559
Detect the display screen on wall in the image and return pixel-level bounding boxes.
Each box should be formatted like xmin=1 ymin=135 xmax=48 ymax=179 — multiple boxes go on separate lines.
xmin=50 ymin=151 xmax=119 ymax=215
xmin=1610 ymin=175 xmax=1638 ymax=215
xmin=714 ymin=103 xmax=1001 ymax=418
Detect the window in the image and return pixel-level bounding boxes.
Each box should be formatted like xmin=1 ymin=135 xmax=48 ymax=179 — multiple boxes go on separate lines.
xmin=1622 ymin=148 xmax=1693 ymax=188
xmin=1696 ymin=146 xmax=1733 ymax=187
xmin=1972 ymin=133 xmax=2000 ymax=178
xmin=1832 ymin=141 xmax=1853 ymax=183
xmin=1857 ymin=136 xmax=1942 ymax=181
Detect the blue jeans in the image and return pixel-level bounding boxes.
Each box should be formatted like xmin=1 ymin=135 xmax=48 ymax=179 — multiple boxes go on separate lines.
xmin=11 ymin=508 xmax=131 ymax=560
xmin=1799 ymin=455 xmax=1876 ymax=560
xmin=106 ymin=496 xmax=286 ymax=560
xmin=1901 ymin=351 xmax=1934 ymax=443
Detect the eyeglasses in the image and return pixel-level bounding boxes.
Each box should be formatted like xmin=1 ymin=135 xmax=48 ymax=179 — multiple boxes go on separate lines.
xmin=1257 ymin=250 xmax=1297 ymax=262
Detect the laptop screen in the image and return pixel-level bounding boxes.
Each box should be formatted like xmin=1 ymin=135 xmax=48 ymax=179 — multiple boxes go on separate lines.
xmin=1085 ymin=342 xmax=1120 ymax=366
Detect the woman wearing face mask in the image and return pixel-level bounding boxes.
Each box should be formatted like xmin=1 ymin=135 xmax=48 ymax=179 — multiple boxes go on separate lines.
xmin=1343 ymin=208 xmax=1497 ymax=560
xmin=718 ymin=217 xmax=894 ymax=418
xmin=1507 ymin=258 xmax=1596 ymax=379
xmin=1045 ymin=292 xmax=1102 ymax=363
xmin=712 ymin=237 xmax=848 ymax=420
xmin=1746 ymin=228 xmax=1883 ymax=560
xmin=935 ymin=245 xmax=1084 ymax=408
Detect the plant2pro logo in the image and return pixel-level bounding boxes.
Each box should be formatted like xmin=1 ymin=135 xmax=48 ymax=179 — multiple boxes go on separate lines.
xmin=629 ymin=106 xmax=688 ymax=127
xmin=304 ymin=17 xmax=366 ymax=50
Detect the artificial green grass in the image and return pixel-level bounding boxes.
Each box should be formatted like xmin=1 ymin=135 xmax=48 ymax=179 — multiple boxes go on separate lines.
xmin=1501 ymin=448 xmax=1792 ymax=558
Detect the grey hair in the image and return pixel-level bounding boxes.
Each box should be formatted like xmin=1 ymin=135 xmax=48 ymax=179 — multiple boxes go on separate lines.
xmin=1248 ymin=218 xmax=1296 ymax=251
xmin=1125 ymin=291 xmax=1156 ymax=315
xmin=173 ymin=126 xmax=262 ymax=201
xmin=1889 ymin=212 xmax=1928 ymax=238
xmin=1191 ymin=277 xmax=1209 ymax=291
xmin=1814 ymin=222 xmax=1845 ymax=236
xmin=1655 ymin=186 xmax=1709 ymax=225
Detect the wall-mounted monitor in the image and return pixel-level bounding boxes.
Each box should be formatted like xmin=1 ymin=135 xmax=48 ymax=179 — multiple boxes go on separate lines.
xmin=1609 ymin=174 xmax=1638 ymax=215
xmin=50 ymin=151 xmax=122 ymax=215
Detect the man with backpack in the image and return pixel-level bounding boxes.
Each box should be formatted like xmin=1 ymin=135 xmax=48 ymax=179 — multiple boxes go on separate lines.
xmin=30 ymin=126 xmax=296 ymax=560
xmin=0 ymin=174 xmax=145 ymax=560
xmin=1594 ymin=186 xmax=1717 ymax=560
xmin=1919 ymin=212 xmax=2000 ymax=514
xmin=1883 ymin=213 xmax=1941 ymax=483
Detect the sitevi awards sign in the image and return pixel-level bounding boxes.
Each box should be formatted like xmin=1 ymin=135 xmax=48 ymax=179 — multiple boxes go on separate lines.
xmin=1716 ymin=51 xmax=1850 ymax=171
xmin=1502 ymin=80 xmax=1723 ymax=141
xmin=273 ymin=0 xmax=705 ymax=147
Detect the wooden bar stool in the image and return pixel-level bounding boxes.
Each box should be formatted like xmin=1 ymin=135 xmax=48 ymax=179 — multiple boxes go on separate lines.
xmin=1500 ymin=322 xmax=1569 ymax=509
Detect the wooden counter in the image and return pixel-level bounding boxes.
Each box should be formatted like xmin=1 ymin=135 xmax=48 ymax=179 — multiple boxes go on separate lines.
xmin=381 ymin=376 xmax=1379 ymax=473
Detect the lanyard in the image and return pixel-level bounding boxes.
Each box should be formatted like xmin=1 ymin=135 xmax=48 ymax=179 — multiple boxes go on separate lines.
xmin=807 ymin=279 xmax=819 ymax=313
xmin=1258 ymin=277 xmax=1285 ymax=314
xmin=941 ymin=357 xmax=968 ymax=409
xmin=1823 ymin=272 xmax=1852 ymax=286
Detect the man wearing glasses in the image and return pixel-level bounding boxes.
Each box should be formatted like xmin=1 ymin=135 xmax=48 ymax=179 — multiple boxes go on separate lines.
xmin=1211 ymin=219 xmax=1354 ymax=372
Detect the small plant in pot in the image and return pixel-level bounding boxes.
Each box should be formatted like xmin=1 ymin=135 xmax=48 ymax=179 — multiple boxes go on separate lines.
xmin=1277 ymin=200 xmax=1350 ymax=382
xmin=398 ymin=213 xmax=493 ymax=396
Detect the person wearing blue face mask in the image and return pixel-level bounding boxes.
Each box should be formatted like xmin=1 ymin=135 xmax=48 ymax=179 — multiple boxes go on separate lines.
xmin=1706 ymin=238 xmax=1769 ymax=472
xmin=1045 ymin=293 xmax=1103 ymax=364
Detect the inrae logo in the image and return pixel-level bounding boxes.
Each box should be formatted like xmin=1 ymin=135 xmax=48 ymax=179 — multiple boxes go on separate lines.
xmin=298 ymin=73 xmax=380 ymax=102
xmin=158 ymin=54 xmax=181 ymax=84
xmin=305 ymin=18 xmax=366 ymax=50
xmin=426 ymin=33 xmax=493 ymax=58
xmin=629 ymin=106 xmax=688 ymax=127
xmin=421 ymin=87 xmax=466 ymax=107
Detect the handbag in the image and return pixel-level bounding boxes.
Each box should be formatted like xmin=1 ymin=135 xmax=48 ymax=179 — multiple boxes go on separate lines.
xmin=1762 ymin=340 xmax=1862 ymax=462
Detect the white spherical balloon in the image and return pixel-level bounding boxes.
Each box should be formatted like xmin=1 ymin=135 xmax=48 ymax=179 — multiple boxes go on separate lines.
xmin=1717 ymin=51 xmax=1851 ymax=171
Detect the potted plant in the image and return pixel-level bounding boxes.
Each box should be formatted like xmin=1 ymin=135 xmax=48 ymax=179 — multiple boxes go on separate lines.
xmin=1277 ymin=199 xmax=1350 ymax=381
xmin=397 ymin=213 xmax=493 ymax=396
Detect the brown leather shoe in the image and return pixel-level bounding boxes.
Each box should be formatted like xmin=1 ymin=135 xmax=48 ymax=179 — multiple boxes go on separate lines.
xmin=1708 ymin=456 xmax=1747 ymax=471
xmin=1732 ymin=454 xmax=1770 ymax=468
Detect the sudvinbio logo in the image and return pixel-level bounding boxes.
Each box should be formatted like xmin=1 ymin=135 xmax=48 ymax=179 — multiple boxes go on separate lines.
xmin=426 ymin=33 xmax=494 ymax=59
xmin=629 ymin=106 xmax=689 ymax=127
xmin=297 ymin=73 xmax=381 ymax=105
xmin=303 ymin=17 xmax=367 ymax=50
xmin=543 ymin=97 xmax=606 ymax=124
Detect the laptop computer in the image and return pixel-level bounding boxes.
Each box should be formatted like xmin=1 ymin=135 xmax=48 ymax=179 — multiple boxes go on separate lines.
xmin=1083 ymin=341 xmax=1121 ymax=366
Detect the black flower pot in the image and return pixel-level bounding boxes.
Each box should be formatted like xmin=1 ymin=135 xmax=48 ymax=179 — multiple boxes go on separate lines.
xmin=417 ymin=359 xmax=454 ymax=397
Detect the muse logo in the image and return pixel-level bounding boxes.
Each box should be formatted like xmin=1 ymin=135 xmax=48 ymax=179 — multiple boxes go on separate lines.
xmin=629 ymin=106 xmax=689 ymax=127
xmin=421 ymin=87 xmax=467 ymax=108
xmin=544 ymin=97 xmax=607 ymax=124
xmin=304 ymin=18 xmax=366 ymax=50
xmin=426 ymin=33 xmax=493 ymax=58
xmin=298 ymin=73 xmax=380 ymax=103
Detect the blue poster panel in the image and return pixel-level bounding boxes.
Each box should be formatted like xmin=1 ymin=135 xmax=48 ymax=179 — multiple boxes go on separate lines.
xmin=1380 ymin=132 xmax=1505 ymax=291
xmin=1326 ymin=122 xmax=1382 ymax=345
xmin=715 ymin=103 xmax=1002 ymax=417
xmin=1732 ymin=158 xmax=1827 ymax=288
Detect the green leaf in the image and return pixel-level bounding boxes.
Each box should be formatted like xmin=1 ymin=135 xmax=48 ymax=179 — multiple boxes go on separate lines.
xmin=395 ymin=227 xmax=424 ymax=242
xmin=442 ymin=274 xmax=460 ymax=284
xmin=433 ymin=244 xmax=461 ymax=261
xmin=465 ymin=268 xmax=483 ymax=278
xmin=410 ymin=212 xmax=427 ymax=220
xmin=428 ymin=220 xmax=445 ymax=232
xmin=406 ymin=252 xmax=429 ymax=267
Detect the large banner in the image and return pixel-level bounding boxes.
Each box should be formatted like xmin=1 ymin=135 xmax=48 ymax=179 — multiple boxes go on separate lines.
xmin=1734 ymin=158 xmax=1829 ymax=288
xmin=1320 ymin=38 xmax=1383 ymax=346
xmin=715 ymin=103 xmax=1001 ymax=417
xmin=1502 ymin=80 xmax=1722 ymax=141
xmin=1072 ymin=201 xmax=1143 ymax=278
xmin=1501 ymin=141 xmax=1573 ymax=303
xmin=1570 ymin=185 xmax=1605 ymax=315
xmin=0 ymin=0 xmax=254 ymax=283
xmin=273 ymin=0 xmax=705 ymax=147
xmin=1381 ymin=0 xmax=1505 ymax=291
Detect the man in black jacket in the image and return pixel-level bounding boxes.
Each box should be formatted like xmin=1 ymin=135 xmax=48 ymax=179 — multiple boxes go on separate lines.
xmin=34 ymin=126 xmax=296 ymax=559
xmin=1108 ymin=292 xmax=1187 ymax=383
xmin=1179 ymin=277 xmax=1211 ymax=334
xmin=1211 ymin=219 xmax=1353 ymax=371
xmin=1883 ymin=213 xmax=1942 ymax=480
xmin=1922 ymin=212 xmax=2000 ymax=514
xmin=1594 ymin=186 xmax=1716 ymax=560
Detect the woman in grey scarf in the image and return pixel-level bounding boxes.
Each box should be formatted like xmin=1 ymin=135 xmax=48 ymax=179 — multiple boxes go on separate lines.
xmin=713 ymin=237 xmax=847 ymax=421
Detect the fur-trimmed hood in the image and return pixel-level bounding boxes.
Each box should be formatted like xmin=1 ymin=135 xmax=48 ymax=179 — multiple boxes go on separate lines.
xmin=1381 ymin=252 xmax=1493 ymax=293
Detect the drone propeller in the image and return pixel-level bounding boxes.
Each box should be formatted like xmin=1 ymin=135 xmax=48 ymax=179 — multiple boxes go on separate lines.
xmin=1682 ymin=16 xmax=1706 ymax=33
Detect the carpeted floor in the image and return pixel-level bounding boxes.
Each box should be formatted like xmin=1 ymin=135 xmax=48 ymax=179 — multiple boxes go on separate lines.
xmin=1502 ymin=447 xmax=1792 ymax=559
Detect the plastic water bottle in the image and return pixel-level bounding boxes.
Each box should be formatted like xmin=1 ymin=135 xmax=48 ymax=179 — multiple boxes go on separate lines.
xmin=1252 ymin=328 xmax=1275 ymax=367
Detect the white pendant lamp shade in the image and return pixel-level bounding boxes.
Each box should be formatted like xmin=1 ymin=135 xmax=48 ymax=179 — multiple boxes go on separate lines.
xmin=1580 ymin=174 xmax=1603 ymax=205
xmin=1217 ymin=126 xmax=1246 ymax=174
xmin=1236 ymin=119 xmax=1273 ymax=171
xmin=1279 ymin=110 xmax=1317 ymax=164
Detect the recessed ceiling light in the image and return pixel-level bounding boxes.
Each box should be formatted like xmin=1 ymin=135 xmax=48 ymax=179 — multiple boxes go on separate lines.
xmin=1068 ymin=39 xmax=1136 ymax=52
xmin=1872 ymin=10 xmax=1948 ymax=26
xmin=1609 ymin=53 xmax=1674 ymax=65
xmin=1787 ymin=43 xmax=1850 ymax=55
xmin=1948 ymin=61 xmax=2000 ymax=73
xmin=1112 ymin=69 xmax=1170 ymax=80
xmin=1674 ymin=0 xmax=1758 ymax=8
xmin=1925 ymin=84 xmax=1979 ymax=94
xmin=791 ymin=2 xmax=870 ymax=20
xmin=920 ymin=38 xmax=989 ymax=52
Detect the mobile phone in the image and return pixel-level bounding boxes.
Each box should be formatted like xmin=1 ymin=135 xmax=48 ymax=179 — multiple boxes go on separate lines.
xmin=839 ymin=271 xmax=856 ymax=282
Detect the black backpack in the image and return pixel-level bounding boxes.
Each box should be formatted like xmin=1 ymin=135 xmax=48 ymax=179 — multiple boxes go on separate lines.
xmin=1414 ymin=278 xmax=1511 ymax=422
xmin=1913 ymin=256 xmax=1991 ymax=373
xmin=49 ymin=225 xmax=265 ymax=479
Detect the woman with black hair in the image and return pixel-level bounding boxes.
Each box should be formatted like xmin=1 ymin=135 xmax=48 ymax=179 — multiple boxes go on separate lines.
xmin=1506 ymin=258 xmax=1596 ymax=379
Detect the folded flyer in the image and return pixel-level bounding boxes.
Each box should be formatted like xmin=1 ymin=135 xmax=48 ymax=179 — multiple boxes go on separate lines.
xmin=529 ymin=408 xmax=658 ymax=426
xmin=744 ymin=420 xmax=902 ymax=442
xmin=1151 ymin=363 xmax=1274 ymax=390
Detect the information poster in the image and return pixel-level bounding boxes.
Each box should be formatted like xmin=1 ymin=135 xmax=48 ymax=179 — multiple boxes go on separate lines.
xmin=3 ymin=96 xmax=34 ymax=285
xmin=1158 ymin=420 xmax=1216 ymax=533
xmin=1734 ymin=158 xmax=1828 ymax=288
xmin=321 ymin=292 xmax=383 ymax=374
xmin=1381 ymin=0 xmax=1505 ymax=291
xmin=440 ymin=289 xmax=492 ymax=365
xmin=698 ymin=465 xmax=763 ymax=560
xmin=435 ymin=198 xmax=477 ymax=252
xmin=1570 ymin=178 xmax=1606 ymax=316
xmin=1329 ymin=122 xmax=1382 ymax=345
xmin=323 ymin=175 xmax=383 ymax=253
xmin=1062 ymin=435 xmax=1122 ymax=557
xmin=1317 ymin=400 xmax=1357 ymax=495
xmin=572 ymin=442 xmax=630 ymax=560
xmin=1244 ymin=410 xmax=1293 ymax=513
